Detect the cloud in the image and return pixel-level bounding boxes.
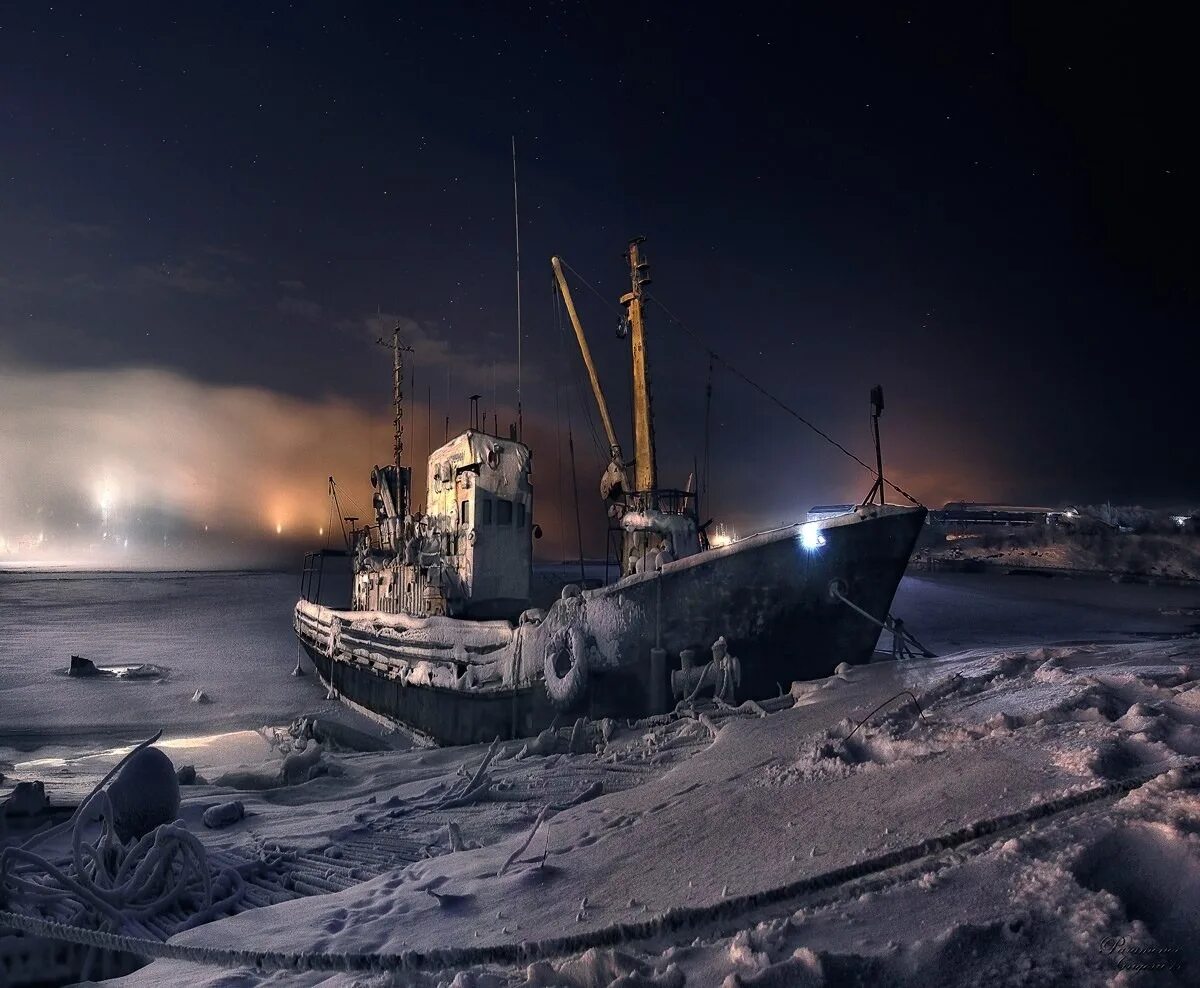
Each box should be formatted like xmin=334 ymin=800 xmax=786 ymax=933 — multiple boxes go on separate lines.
xmin=132 ymin=259 xmax=239 ymax=297
xmin=356 ymin=311 xmax=522 ymax=386
xmin=200 ymin=244 xmax=254 ymax=265
xmin=0 ymin=354 xmax=618 ymax=567
xmin=0 ymin=364 xmax=391 ymax=565
xmin=277 ymin=296 xmax=323 ymax=319
xmin=279 ymin=279 xmax=306 ymax=292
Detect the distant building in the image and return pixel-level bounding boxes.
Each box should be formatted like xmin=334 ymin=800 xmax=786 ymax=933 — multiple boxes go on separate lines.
xmin=931 ymin=502 xmax=1058 ymax=527
xmin=807 ymin=504 xmax=856 ymax=522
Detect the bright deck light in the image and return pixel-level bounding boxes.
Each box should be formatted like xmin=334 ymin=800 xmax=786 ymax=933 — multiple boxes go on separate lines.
xmin=709 ymin=523 xmax=737 ymax=548
xmin=800 ymin=521 xmax=826 ymax=550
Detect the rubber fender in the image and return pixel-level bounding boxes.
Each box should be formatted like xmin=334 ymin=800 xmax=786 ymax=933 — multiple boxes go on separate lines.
xmin=544 ymin=625 xmax=589 ymax=710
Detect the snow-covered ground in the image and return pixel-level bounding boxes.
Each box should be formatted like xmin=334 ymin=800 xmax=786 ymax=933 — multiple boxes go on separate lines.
xmin=63 ymin=636 xmax=1196 ymax=988
xmin=4 ymin=570 xmax=1200 ymax=986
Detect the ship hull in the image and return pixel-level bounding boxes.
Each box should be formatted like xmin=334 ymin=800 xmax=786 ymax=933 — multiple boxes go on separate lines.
xmin=295 ymin=505 xmax=926 ymax=745
xmin=606 ymin=504 xmax=926 ymax=705
xmin=302 ymin=642 xmax=558 ymax=746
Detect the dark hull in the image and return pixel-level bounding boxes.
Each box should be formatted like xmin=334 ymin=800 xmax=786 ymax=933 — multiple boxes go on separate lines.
xmin=303 ymin=643 xmax=560 ymax=747
xmin=297 ymin=506 xmax=925 ymax=744
xmin=602 ymin=506 xmax=926 ymax=710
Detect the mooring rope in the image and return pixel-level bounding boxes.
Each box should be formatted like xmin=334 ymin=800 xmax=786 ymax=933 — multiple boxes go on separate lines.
xmin=828 ymin=583 xmax=936 ymax=658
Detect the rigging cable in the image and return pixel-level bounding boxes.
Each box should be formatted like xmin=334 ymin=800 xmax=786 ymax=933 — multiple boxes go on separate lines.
xmin=323 ymin=488 xmax=335 ymax=553
xmin=556 ymin=284 xmax=592 ymax=579
xmin=647 ymin=295 xmax=924 ymax=508
xmin=701 ymin=354 xmax=714 ymax=526
xmin=553 ymin=256 xmax=921 ymax=506
xmin=551 ymin=277 xmax=569 ymax=561
xmin=550 ymin=269 xmax=608 ymax=460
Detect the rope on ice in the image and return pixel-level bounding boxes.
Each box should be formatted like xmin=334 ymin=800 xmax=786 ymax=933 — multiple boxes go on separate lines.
xmin=0 ymin=731 xmax=244 ymax=978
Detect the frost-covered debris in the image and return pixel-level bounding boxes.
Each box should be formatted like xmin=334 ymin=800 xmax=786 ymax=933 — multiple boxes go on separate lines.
xmin=0 ymin=736 xmax=249 ymax=982
xmin=70 ymin=640 xmax=1200 ymax=986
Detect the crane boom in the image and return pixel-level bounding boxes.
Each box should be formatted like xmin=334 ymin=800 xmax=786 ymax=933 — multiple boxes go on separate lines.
xmin=551 ymin=256 xmax=622 ymax=459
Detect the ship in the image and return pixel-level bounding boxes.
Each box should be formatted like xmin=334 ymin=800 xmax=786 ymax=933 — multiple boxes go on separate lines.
xmin=293 ymin=239 xmax=926 ymax=745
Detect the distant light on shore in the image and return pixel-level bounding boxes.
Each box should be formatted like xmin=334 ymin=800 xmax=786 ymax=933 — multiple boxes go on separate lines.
xmin=276 ymin=523 xmax=283 ymax=535
xmin=96 ymin=482 xmax=117 ymax=521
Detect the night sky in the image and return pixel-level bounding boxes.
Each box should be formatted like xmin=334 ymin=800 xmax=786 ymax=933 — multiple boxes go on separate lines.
xmin=1 ymin=3 xmax=1195 ymax=565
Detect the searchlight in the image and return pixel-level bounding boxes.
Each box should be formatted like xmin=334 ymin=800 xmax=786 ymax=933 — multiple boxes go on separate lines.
xmin=800 ymin=521 xmax=826 ymax=550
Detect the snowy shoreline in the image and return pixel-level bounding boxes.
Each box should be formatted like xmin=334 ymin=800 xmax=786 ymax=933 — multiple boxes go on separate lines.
xmin=25 ymin=637 xmax=1194 ymax=988
xmin=5 ymin=571 xmax=1200 ymax=986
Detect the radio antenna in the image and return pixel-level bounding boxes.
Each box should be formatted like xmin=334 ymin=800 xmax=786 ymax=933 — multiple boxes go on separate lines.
xmin=512 ymin=135 xmax=523 ymax=441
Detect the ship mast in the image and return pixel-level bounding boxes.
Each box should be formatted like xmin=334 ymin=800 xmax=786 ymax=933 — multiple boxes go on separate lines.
xmin=622 ymin=237 xmax=657 ymax=496
xmin=378 ymin=325 xmax=413 ymax=511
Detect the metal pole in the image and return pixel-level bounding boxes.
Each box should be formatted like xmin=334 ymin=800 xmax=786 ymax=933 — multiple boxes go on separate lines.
xmin=870 ymin=385 xmax=885 ymax=506
xmin=512 ymin=136 xmax=523 ymax=442
xmin=624 ymin=239 xmax=657 ymax=495
xmin=568 ymin=426 xmax=586 ymax=584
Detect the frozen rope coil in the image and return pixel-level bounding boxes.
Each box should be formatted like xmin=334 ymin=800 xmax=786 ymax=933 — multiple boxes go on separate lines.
xmin=0 ymin=730 xmax=245 ymax=978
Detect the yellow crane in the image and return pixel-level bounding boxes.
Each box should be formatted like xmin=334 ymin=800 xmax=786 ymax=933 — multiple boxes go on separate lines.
xmin=552 ymin=241 xmax=670 ymax=574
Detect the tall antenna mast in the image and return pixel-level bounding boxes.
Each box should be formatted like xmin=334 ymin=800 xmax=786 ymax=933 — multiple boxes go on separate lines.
xmin=375 ymin=325 xmax=413 ymax=474
xmin=512 ymin=135 xmax=523 ymax=441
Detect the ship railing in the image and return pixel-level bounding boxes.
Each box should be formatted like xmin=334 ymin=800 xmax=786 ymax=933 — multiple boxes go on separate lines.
xmin=339 ymin=628 xmax=493 ymax=666
xmin=623 ymin=488 xmax=696 ymax=516
xmin=300 ymin=548 xmax=351 ymax=607
xmin=294 ymin=603 xmax=333 ymax=652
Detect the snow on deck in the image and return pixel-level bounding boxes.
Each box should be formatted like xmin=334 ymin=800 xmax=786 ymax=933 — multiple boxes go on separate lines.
xmin=296 ymin=598 xmax=514 ymax=651
xmin=102 ymin=637 xmax=1200 ymax=987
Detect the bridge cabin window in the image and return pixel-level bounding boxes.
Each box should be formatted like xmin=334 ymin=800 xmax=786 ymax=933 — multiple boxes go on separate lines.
xmin=516 ymin=502 xmax=526 ymax=528
xmin=480 ymin=497 xmax=493 ymax=525
xmin=460 ymin=499 xmax=470 ymax=525
xmin=497 ymin=498 xmax=513 ymax=526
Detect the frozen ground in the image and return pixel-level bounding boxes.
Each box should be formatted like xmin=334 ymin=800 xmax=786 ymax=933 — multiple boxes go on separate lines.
xmin=4 ymin=569 xmax=1200 ymax=986
xmin=78 ymin=636 xmax=1200 ymax=988
xmin=0 ymin=570 xmax=383 ymax=806
xmin=0 ymin=571 xmax=332 ymax=742
xmin=890 ymin=572 xmax=1200 ymax=654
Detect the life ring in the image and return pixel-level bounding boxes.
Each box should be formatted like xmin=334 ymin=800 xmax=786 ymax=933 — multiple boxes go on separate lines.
xmin=543 ymin=625 xmax=589 ymax=710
